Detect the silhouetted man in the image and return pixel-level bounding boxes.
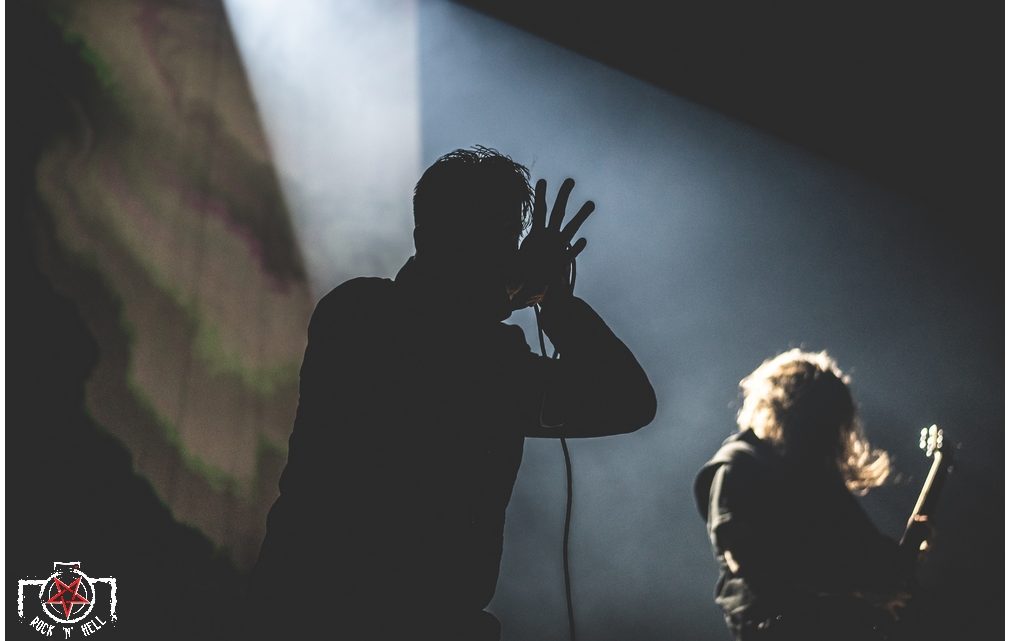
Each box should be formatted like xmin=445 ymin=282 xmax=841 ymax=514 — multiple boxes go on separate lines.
xmin=249 ymin=147 xmax=656 ymax=640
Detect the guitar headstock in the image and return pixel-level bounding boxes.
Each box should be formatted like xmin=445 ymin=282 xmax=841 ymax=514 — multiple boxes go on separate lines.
xmin=903 ymin=423 xmax=952 ymax=554
xmin=918 ymin=424 xmax=944 ymax=458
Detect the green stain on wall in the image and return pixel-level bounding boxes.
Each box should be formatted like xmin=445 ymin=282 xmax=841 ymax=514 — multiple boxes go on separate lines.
xmin=47 ymin=6 xmax=120 ymax=95
xmin=194 ymin=321 xmax=300 ymax=397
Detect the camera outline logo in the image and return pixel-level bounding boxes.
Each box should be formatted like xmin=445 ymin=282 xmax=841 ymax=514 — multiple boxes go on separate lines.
xmin=17 ymin=561 xmax=117 ymax=637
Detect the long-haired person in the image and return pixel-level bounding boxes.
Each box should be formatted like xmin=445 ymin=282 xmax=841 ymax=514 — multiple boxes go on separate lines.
xmin=694 ymin=349 xmax=911 ymax=640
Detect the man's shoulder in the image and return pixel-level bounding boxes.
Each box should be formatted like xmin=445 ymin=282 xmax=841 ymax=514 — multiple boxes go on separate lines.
xmin=693 ymin=430 xmax=778 ymax=518
xmin=708 ymin=430 xmax=774 ymax=468
xmin=317 ymin=277 xmax=394 ymax=309
xmin=308 ymin=277 xmax=396 ymax=329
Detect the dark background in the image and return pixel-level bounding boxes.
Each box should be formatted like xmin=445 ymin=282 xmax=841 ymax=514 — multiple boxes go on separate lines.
xmin=461 ymin=0 xmax=1001 ymax=279
xmin=8 ymin=1 xmax=1002 ymax=639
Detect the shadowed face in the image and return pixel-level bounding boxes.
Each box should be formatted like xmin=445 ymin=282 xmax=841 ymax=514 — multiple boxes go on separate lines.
xmin=412 ymin=150 xmax=532 ymax=322
xmin=415 ymin=198 xmax=524 ymax=322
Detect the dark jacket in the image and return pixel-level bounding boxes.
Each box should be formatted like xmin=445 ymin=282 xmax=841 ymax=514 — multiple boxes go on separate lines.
xmin=694 ymin=430 xmax=908 ymax=641
xmin=248 ymin=258 xmax=656 ymax=640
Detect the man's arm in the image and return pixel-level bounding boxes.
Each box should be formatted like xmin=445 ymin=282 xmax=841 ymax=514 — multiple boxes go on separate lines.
xmin=515 ymin=295 xmax=656 ymax=438
xmin=506 ymin=175 xmax=655 ymax=437
xmin=707 ymin=461 xmax=789 ymax=588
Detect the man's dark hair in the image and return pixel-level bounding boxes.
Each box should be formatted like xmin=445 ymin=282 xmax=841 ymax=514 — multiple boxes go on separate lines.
xmin=413 ymin=146 xmax=534 ymax=244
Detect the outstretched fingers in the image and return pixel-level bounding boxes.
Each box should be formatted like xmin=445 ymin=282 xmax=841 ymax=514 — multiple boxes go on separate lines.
xmin=549 ymin=178 xmax=576 ymax=231
xmin=561 ymin=200 xmax=595 ymax=243
xmin=532 ymin=179 xmax=547 ymax=230
xmin=565 ymin=237 xmax=588 ymax=261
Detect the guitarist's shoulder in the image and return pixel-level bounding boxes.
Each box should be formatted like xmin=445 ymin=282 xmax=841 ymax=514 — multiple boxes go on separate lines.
xmin=694 ymin=429 xmax=778 ymax=517
xmin=708 ymin=428 xmax=779 ymax=469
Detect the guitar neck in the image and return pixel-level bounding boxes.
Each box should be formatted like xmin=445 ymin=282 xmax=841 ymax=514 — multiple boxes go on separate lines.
xmin=899 ymin=450 xmax=949 ymax=552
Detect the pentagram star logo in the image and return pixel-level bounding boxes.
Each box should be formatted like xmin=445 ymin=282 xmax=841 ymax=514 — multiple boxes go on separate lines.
xmin=18 ymin=560 xmax=116 ymax=635
xmin=45 ymin=576 xmax=91 ymax=619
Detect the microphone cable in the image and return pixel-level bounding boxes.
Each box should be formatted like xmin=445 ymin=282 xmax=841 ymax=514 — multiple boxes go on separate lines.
xmin=533 ymin=254 xmax=578 ymax=641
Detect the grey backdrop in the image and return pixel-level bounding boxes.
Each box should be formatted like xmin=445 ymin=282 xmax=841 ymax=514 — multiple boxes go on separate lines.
xmin=419 ymin=4 xmax=1001 ymax=640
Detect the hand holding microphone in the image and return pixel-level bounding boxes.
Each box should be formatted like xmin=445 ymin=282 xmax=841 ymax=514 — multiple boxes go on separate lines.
xmin=508 ymin=177 xmax=594 ymax=311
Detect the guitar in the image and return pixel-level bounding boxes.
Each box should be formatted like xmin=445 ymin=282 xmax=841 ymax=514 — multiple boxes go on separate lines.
xmin=855 ymin=425 xmax=954 ymax=640
xmin=843 ymin=425 xmax=954 ymax=640
xmin=899 ymin=424 xmax=953 ymax=558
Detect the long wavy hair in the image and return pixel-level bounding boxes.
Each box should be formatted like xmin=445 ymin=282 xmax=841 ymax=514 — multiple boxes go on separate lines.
xmin=736 ymin=349 xmax=890 ymax=494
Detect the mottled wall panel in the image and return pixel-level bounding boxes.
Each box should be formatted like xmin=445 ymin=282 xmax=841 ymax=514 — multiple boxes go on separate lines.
xmin=34 ymin=0 xmax=314 ymax=568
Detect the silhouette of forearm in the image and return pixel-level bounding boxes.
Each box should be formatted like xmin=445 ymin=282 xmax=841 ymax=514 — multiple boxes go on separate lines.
xmin=525 ymin=296 xmax=656 ymax=438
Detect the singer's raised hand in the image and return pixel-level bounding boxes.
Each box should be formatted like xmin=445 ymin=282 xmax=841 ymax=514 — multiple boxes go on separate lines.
xmin=508 ymin=177 xmax=594 ymax=310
